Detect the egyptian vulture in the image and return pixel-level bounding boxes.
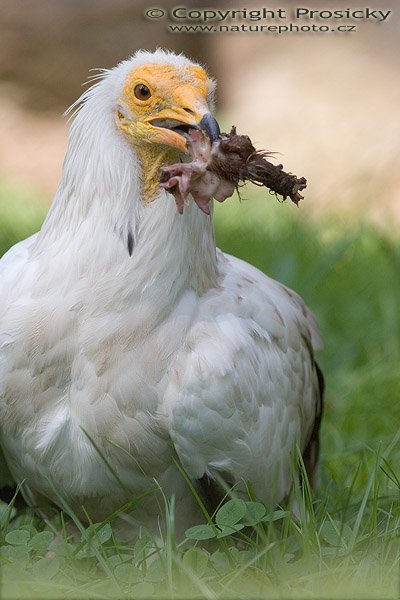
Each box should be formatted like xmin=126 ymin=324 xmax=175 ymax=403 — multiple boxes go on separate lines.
xmin=0 ymin=49 xmax=323 ymax=536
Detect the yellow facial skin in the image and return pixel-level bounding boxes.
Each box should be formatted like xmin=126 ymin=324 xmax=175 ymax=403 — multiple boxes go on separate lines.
xmin=116 ymin=64 xmax=214 ymax=201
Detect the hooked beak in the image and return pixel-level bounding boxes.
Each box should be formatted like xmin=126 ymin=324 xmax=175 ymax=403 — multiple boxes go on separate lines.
xmin=198 ymin=114 xmax=220 ymax=142
xmin=147 ymin=112 xmax=220 ymax=152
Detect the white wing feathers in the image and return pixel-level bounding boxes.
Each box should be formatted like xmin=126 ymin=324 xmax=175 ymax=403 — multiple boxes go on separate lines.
xmin=164 ymin=252 xmax=321 ymax=503
xmin=0 ymin=238 xmax=321 ymax=511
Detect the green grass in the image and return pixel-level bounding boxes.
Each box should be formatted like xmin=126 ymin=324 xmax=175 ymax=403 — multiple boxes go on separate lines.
xmin=0 ymin=184 xmax=399 ymax=599
xmin=0 ymin=180 xmax=47 ymax=255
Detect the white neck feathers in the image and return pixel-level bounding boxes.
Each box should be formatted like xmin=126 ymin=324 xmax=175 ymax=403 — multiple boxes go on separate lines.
xmin=37 ymin=68 xmax=218 ymax=298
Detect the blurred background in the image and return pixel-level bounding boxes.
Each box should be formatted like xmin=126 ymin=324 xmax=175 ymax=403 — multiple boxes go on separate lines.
xmin=0 ymin=0 xmax=399 ymax=497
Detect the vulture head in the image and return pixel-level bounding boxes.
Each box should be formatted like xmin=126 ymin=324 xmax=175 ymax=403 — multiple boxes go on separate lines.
xmin=61 ymin=50 xmax=219 ymax=206
xmin=115 ymin=60 xmax=219 ymax=152
xmin=42 ymin=49 xmax=223 ymax=291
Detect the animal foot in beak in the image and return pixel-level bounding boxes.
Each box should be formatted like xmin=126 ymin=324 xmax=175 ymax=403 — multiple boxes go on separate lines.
xmin=159 ymin=129 xmax=235 ymax=215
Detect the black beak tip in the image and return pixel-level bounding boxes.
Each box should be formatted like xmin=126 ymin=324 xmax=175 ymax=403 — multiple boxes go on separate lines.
xmin=199 ymin=113 xmax=221 ymax=142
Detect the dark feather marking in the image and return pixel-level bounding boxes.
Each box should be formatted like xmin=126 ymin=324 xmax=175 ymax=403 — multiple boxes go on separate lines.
xmin=127 ymin=230 xmax=133 ymax=256
xmin=302 ymin=361 xmax=325 ymax=488
xmin=0 ymin=485 xmax=28 ymax=509
xmin=196 ymin=473 xmax=229 ymax=516
xmin=301 ymin=333 xmax=315 ymax=364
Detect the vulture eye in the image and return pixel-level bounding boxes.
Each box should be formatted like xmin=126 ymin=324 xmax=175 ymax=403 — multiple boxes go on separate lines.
xmin=134 ymin=84 xmax=151 ymax=101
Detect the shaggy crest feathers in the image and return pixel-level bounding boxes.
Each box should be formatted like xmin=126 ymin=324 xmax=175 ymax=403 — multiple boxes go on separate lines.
xmin=65 ymin=48 xmax=216 ymax=121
